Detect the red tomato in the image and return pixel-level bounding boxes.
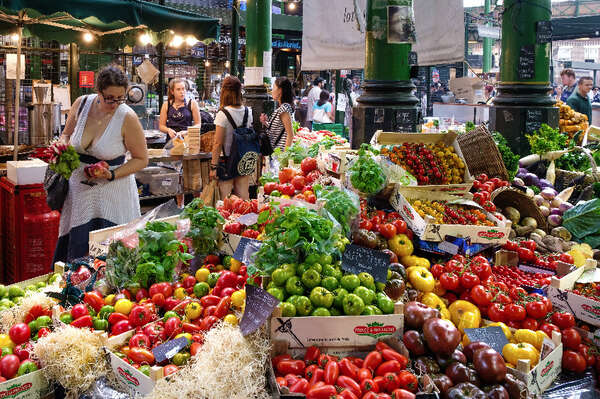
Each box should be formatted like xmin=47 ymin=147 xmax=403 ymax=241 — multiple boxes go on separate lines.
xmin=444 ymin=260 xmax=463 ymax=274
xmin=477 ymin=173 xmax=488 ymax=182
xmin=562 ymin=328 xmax=582 ymax=350
xmin=439 ymin=273 xmax=459 ymax=291
xmin=129 ymin=333 xmax=151 ymax=349
xmin=521 ymin=318 xmax=539 ymax=330
xmin=0 ymin=355 xmax=20 ymax=379
xmin=163 ymin=364 xmax=179 ymax=376
xmin=471 ymin=262 xmax=492 ymax=281
xmin=324 ymin=361 xmax=340 ymax=385
xmin=306 ymin=384 xmax=337 ymax=399
xmin=70 ymin=304 xmax=89 ymax=320
xmin=375 ymin=360 xmax=402 ymax=377
xmin=278 ymin=168 xmax=296 ymax=184
xmin=290 ymin=378 xmax=310 ymax=394
xmin=378 ymin=223 xmax=397 ymax=239
xmin=305 ymin=193 xmax=317 ymax=204
xmin=360 ymin=378 xmax=379 ymax=394
xmin=505 ymin=303 xmax=526 ymax=322
xmin=562 ymin=350 xmax=587 ymax=373
xmin=277 ymin=360 xmax=306 ymax=376
xmin=301 ymin=158 xmax=318 ymax=175
xmin=430 ymin=264 xmax=445 ymax=279
xmin=279 ymin=183 xmax=296 ymax=197
xmin=470 ymin=285 xmax=492 ymax=307
xmin=8 ymin=323 xmax=30 ymax=345
xmin=540 ymin=323 xmax=561 ymax=338
xmin=84 ymin=291 xmax=105 ymax=313
xmin=360 ymin=219 xmax=373 ymax=231
xmin=151 ymin=293 xmax=165 ymax=308
xmin=509 ymin=287 xmax=527 ymax=301
xmin=460 ymin=272 xmax=480 ymax=290
xmin=357 ymin=368 xmax=373 ymax=382
xmin=391 ymin=389 xmax=416 ymax=399
xmin=517 ymin=247 xmax=535 ymax=263
xmin=520 ymin=240 xmax=536 ymax=252
xmin=397 ymin=370 xmax=418 ymax=393
xmin=292 ymin=175 xmax=306 ymax=191
xmin=525 ymin=301 xmax=547 ymax=319
xmin=263 ymin=182 xmax=278 ymax=195
xmin=336 ymin=375 xmax=361 ymax=397
xmin=392 ymin=220 xmax=407 ymax=234
xmin=487 ymin=303 xmax=505 ymax=322
xmin=552 ymin=312 xmax=576 ymax=330
xmin=559 ymin=253 xmax=574 ymax=264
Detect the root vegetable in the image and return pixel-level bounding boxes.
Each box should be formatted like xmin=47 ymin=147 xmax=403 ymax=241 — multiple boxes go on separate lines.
xmin=515 ymin=224 xmax=535 ymax=237
xmin=532 ymin=229 xmax=546 ymax=238
xmin=556 ymin=186 xmax=575 ymax=202
xmin=548 ymin=214 xmax=562 ymax=227
xmin=521 ymin=217 xmax=538 ymax=229
xmin=541 ymin=188 xmax=557 ymax=200
xmin=542 ymin=235 xmax=565 ymax=253
xmin=504 ymin=207 xmax=521 ymax=224
xmin=539 ymin=206 xmax=550 ymax=217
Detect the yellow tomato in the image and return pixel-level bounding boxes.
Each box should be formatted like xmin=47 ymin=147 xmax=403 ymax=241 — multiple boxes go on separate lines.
xmin=180 ymin=273 xmax=190 ymax=280
xmin=185 ymin=302 xmax=203 ymax=320
xmin=174 ymin=287 xmax=187 ymax=300
xmin=502 ymin=342 xmax=539 ymax=369
xmin=215 ymin=264 xmax=224 ymax=271
xmin=0 ymin=334 xmax=14 ymax=349
xmin=104 ymin=294 xmax=116 ymax=306
xmin=231 ymin=290 xmax=246 ymax=308
xmin=195 ymin=268 xmax=210 ymax=283
xmin=114 ymin=299 xmax=133 ymax=315
xmin=175 ymin=333 xmax=193 ymax=345
xmin=224 ymin=314 xmax=238 ymax=326
xmin=407 ymin=268 xmax=435 ymax=292
xmin=448 ymin=300 xmax=481 ymax=333
xmin=388 ymin=234 xmax=414 ymax=258
xmin=281 ymin=195 xmax=291 ymax=199
xmin=401 ymin=255 xmax=430 ymax=269
xmin=229 ymin=259 xmax=242 ymax=274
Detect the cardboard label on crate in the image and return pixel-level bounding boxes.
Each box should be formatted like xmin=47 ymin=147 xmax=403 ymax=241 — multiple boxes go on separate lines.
xmin=241 ymin=285 xmax=280 ymax=336
xmin=464 ymin=326 xmax=508 ymax=354
xmin=233 ymin=237 xmax=262 ymax=265
xmin=577 ymin=268 xmax=600 ymax=284
xmin=341 ymin=244 xmax=389 ymax=283
xmin=236 ymin=213 xmax=259 ymax=226
xmin=437 ymin=240 xmax=459 ymax=255
xmin=152 ymin=337 xmax=188 ymax=364
xmin=540 ymin=337 xmax=556 ymax=360
xmin=0 ymin=369 xmax=50 ymax=399
xmin=109 ymin=352 xmax=155 ymax=395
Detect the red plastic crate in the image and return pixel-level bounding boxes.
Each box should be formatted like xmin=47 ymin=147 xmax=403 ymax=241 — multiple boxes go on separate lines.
xmin=0 ymin=177 xmax=60 ymax=284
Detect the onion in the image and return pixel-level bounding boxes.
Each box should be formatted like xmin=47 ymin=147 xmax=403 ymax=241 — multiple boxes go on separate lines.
xmin=538 ymin=179 xmax=553 ymax=189
xmin=516 ymin=168 xmax=528 ymax=178
xmin=533 ymin=195 xmax=544 ymax=206
xmin=559 ymin=202 xmax=574 ymax=213
xmin=521 ymin=217 xmax=538 ymax=229
xmin=548 ymin=214 xmax=562 ymax=227
xmin=540 ymin=187 xmax=557 ymax=200
xmin=550 ymin=208 xmax=563 ymax=216
xmin=551 ymin=197 xmax=564 ymax=208
xmin=513 ymin=177 xmax=525 ymax=187
xmin=525 ymin=188 xmax=535 ymax=198
xmin=539 ymin=205 xmax=550 ymax=217
xmin=524 ymin=173 xmax=540 ymax=186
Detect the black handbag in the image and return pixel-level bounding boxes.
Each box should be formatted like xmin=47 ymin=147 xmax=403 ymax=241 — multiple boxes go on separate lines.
xmin=259 ymin=112 xmax=285 ymax=157
xmin=44 ymin=95 xmax=88 ymax=211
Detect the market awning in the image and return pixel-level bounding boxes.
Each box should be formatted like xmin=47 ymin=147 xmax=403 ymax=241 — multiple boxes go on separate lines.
xmin=0 ymin=0 xmax=220 ymax=45
xmin=551 ymin=15 xmax=600 ymax=41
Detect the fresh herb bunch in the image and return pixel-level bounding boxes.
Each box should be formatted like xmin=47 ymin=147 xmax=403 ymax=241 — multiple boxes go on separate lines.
xmin=526 ymin=124 xmax=567 ymax=156
xmin=182 ymin=199 xmax=225 ymax=256
xmin=307 ymin=137 xmax=337 ymax=158
xmin=492 ymin=132 xmax=519 ymax=179
xmin=465 ymin=121 xmax=476 ymax=133
xmin=349 ymin=144 xmax=385 ymax=195
xmin=258 ymin=172 xmax=278 ymax=186
xmin=252 ymin=205 xmax=340 ymax=275
xmin=105 ymin=241 xmax=142 ymax=290
xmin=47 ymin=143 xmax=80 ymax=179
xmin=314 ymin=185 xmax=359 ymax=236
xmin=134 ymin=221 xmax=193 ymax=288
xmin=556 ymin=141 xmax=600 ymax=172
xmin=273 ymin=142 xmax=308 ymax=168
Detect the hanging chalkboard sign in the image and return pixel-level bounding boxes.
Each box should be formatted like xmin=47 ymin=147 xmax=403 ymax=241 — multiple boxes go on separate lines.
xmin=409 ymin=51 xmax=418 ymax=66
xmin=341 ymin=244 xmax=390 ymax=283
xmin=152 ymin=337 xmax=188 ymax=364
xmin=525 ymin=109 xmax=544 ymax=134
xmin=464 ymin=326 xmax=509 ymax=354
xmin=536 ymin=21 xmax=552 ymax=44
xmin=518 ymin=45 xmax=535 ymax=80
xmin=240 ymin=285 xmax=280 ymax=336
xmin=395 ymin=109 xmax=415 ymax=132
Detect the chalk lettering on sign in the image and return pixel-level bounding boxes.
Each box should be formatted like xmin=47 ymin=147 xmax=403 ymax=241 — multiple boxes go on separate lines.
xmin=152 ymin=337 xmax=188 ymax=364
xmin=518 ymin=45 xmax=535 ymax=80
xmin=464 ymin=326 xmax=509 ymax=354
xmin=233 ymin=236 xmax=262 ymax=266
xmin=536 ymin=21 xmax=552 ymax=44
xmin=342 ymin=244 xmax=390 ymax=283
xmin=241 ymin=285 xmax=280 ymax=336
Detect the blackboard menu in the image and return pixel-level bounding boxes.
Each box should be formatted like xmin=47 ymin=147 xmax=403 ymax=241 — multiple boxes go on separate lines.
xmin=464 ymin=326 xmax=509 ymax=354
xmin=409 ymin=51 xmax=418 ymax=66
xmin=525 ymin=109 xmax=543 ymax=134
xmin=341 ymin=244 xmax=390 ymax=283
xmin=240 ymin=285 xmax=280 ymax=336
xmin=518 ymin=45 xmax=535 ymax=80
xmin=395 ymin=109 xmax=415 ymax=132
xmin=536 ymin=21 xmax=552 ymax=44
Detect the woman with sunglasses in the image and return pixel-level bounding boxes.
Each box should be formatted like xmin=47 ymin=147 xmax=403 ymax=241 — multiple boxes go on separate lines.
xmin=53 ymin=65 xmax=149 ymax=262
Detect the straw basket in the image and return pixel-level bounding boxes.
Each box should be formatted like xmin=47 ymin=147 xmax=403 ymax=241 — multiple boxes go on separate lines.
xmin=491 ymin=186 xmax=547 ymax=231
xmin=457 ymin=125 xmax=509 ymax=181
xmin=200 ymin=130 xmax=215 ymax=152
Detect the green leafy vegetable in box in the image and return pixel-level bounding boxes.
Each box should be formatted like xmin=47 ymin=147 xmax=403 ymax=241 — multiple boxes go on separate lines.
xmin=106 ymin=241 xmax=142 ymax=290
xmin=492 ymin=132 xmax=519 ymax=179
xmin=307 ymin=136 xmax=337 ymax=158
xmin=273 ymin=142 xmax=308 ymax=169
xmin=556 ymin=141 xmax=600 ymax=172
xmin=563 ymin=198 xmax=600 ymax=240
xmin=182 ymin=199 xmax=225 ymax=256
xmin=526 ymin=124 xmax=567 ymax=156
xmin=48 ymin=143 xmax=80 ymax=180
xmin=349 ymin=144 xmax=385 ymax=195
xmin=314 ymin=185 xmax=359 ymax=236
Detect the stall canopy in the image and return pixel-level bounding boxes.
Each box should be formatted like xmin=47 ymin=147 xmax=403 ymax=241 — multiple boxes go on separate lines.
xmin=551 ymin=15 xmax=600 ymax=41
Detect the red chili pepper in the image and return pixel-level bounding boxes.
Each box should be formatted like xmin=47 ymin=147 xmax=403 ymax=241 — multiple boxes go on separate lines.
xmin=182 ymin=322 xmax=202 ymax=334
xmin=70 ymin=315 xmax=93 ymax=328
xmin=306 ymin=384 xmax=337 ymax=399
xmin=324 ymin=360 xmax=339 ymax=385
xmin=304 ymin=346 xmax=320 ymax=365
xmin=364 ymin=351 xmax=383 ymax=373
xmin=200 ymin=295 xmax=221 ymax=308
xmin=336 ymin=375 xmax=361 ymax=397
xmin=214 ymin=296 xmax=231 ymax=319
xmin=375 ymin=360 xmax=402 ymax=377
xmin=339 ymin=358 xmax=359 ymax=380
xmin=380 ymin=349 xmax=408 ymax=369
xmin=338 ymin=389 xmax=359 ymax=399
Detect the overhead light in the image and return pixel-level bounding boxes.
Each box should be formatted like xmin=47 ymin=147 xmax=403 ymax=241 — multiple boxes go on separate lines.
xmin=576 ymin=37 xmax=591 ymax=41
xmin=139 ymin=33 xmax=151 ymax=46
xmin=83 ymin=32 xmax=94 ymax=43
xmin=205 ymin=60 xmax=210 ymax=67
xmin=170 ymin=35 xmax=183 ymax=48
xmin=288 ymin=2 xmax=296 ymax=10
xmin=185 ymin=36 xmax=199 ymax=46
xmin=225 ymin=60 xmax=231 ymax=68
xmin=10 ymin=33 xmax=19 ymax=41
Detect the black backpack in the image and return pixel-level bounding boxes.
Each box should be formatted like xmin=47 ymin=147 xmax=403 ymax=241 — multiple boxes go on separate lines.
xmin=218 ymin=107 xmax=260 ymax=180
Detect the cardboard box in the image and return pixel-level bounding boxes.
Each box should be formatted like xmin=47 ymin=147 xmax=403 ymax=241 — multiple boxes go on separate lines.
xmin=390 ymin=186 xmax=511 ymax=244
xmin=547 ymin=260 xmax=600 ymax=326
xmin=494 ymin=250 xmax=574 ymax=278
xmin=449 ymin=77 xmax=486 ymax=104
xmin=270 ymin=302 xmax=404 ymax=352
xmin=7 ymin=159 xmax=48 ymax=186
xmin=370 ymin=130 xmax=473 ymax=195
xmin=0 ymin=369 xmax=51 ymax=399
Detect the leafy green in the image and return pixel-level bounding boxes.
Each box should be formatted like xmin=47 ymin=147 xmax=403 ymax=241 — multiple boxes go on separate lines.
xmin=314 ymin=185 xmax=359 ymax=236
xmin=465 ymin=121 xmax=476 ymax=133
xmin=50 ymin=145 xmax=80 ymax=179
xmin=273 ymin=142 xmax=308 ymax=168
xmin=259 ymin=172 xmax=278 ymax=185
xmin=182 ymin=199 xmax=224 ymax=256
xmin=349 ymin=144 xmax=386 ymax=195
xmin=105 ymin=241 xmax=142 ymax=290
xmin=307 ymin=137 xmax=337 ymax=158
xmin=563 ymin=198 xmax=600 ymax=239
xmin=556 ymin=141 xmax=600 ymax=172
xmin=292 ymin=121 xmax=300 ymax=133
xmin=133 ymin=221 xmax=193 ymax=288
xmin=492 ymin=132 xmax=519 ymax=179
xmin=526 ymin=124 xmax=567 ymax=156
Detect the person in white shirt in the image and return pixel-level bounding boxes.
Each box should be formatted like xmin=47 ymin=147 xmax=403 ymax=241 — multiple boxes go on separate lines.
xmin=306 ymin=77 xmax=325 ymax=128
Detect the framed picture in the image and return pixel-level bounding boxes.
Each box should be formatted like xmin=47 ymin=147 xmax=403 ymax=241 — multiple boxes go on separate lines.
xmin=387 ymin=5 xmax=416 ymax=44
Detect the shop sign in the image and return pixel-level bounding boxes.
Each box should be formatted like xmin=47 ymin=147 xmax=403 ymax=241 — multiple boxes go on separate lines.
xmin=272 ymin=39 xmax=301 ymax=50
xmin=79 ymin=71 xmax=94 ymax=88
xmin=477 ymin=24 xmax=501 ymax=39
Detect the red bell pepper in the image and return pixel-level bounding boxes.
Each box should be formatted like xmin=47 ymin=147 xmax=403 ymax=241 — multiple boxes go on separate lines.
xmin=70 ymin=315 xmax=93 ymax=328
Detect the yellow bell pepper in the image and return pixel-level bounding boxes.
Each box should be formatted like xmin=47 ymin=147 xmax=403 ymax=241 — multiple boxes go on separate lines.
xmin=408 ymin=268 xmax=435 ymax=292
xmin=514 ymin=329 xmax=549 ymax=351
xmin=0 ymin=334 xmax=14 ymax=350
xmin=388 ymin=234 xmax=414 ymax=257
xmin=502 ymin=342 xmax=539 ymax=369
xmin=421 ymin=293 xmax=451 ymax=319
xmin=486 ymin=322 xmax=512 ymax=342
xmin=433 ymin=280 xmax=447 ymax=297
xmin=400 ymin=255 xmax=430 ymax=269
xmin=448 ymin=300 xmax=481 ymax=333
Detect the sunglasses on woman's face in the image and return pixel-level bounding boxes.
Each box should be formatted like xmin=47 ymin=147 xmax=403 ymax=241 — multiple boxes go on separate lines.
xmin=101 ymin=92 xmax=126 ymax=104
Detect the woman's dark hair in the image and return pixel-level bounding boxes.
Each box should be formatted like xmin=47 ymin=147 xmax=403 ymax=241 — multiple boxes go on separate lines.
xmin=317 ymin=90 xmax=330 ymax=107
xmin=275 ymin=77 xmax=294 ymax=105
xmin=220 ymin=75 xmax=243 ymax=107
xmin=96 ymin=65 xmax=129 ymax=92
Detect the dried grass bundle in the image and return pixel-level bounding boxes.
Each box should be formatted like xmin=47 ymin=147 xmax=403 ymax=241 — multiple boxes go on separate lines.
xmin=146 ymin=323 xmax=271 ymax=399
xmin=33 ymin=325 xmax=109 ymax=395
xmin=0 ymin=292 xmax=57 ymax=334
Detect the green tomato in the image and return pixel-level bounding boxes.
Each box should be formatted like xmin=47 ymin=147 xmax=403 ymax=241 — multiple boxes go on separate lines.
xmin=358 ymin=272 xmax=376 ymax=291
xmin=280 ymin=302 xmax=296 ymax=317
xmin=332 ymin=288 xmax=348 ymax=310
xmin=342 ymin=293 xmax=365 ymax=315
xmin=139 ymin=365 xmax=151 ymax=376
xmin=308 ymin=263 xmax=322 ymax=274
xmin=48 ymin=273 xmax=61 ymax=284
xmin=270 ymin=190 xmax=281 ymax=197
xmin=286 ymin=295 xmax=300 ymax=307
xmin=320 ymin=254 xmax=333 ymax=266
xmin=25 ymin=284 xmax=37 ymax=292
xmin=17 ymin=360 xmax=38 ymax=376
xmin=193 ymin=282 xmax=210 ymax=298
xmin=36 ymin=315 xmax=52 ymax=328
xmin=0 ymin=285 xmax=7 ymax=298
xmin=267 ymin=287 xmax=285 ymax=302
xmin=340 ymin=274 xmax=360 ymax=292
xmin=8 ymin=286 xmax=24 ymax=299
xmin=387 ymin=269 xmax=393 ymax=280
xmin=321 ymin=276 xmax=339 ymax=292
xmin=301 ymin=269 xmax=321 ymax=290
xmin=370 ymin=305 xmax=383 ymax=315
xmin=361 ymin=306 xmax=376 ymax=315
xmin=329 ymin=307 xmax=342 ymax=316
xmin=294 ymin=296 xmax=313 ymax=316
xmin=35 ymin=281 xmax=46 ymax=289
xmin=285 ymin=276 xmax=305 ymax=296
xmin=305 ymin=254 xmax=321 ymax=265
xmin=1 ymin=347 xmax=13 ymax=357
xmin=311 ymin=307 xmax=331 ymax=317
xmin=59 ymin=313 xmax=73 ymax=324
xmin=93 ymin=318 xmax=109 ymax=331
xmin=207 ymin=272 xmax=220 ymax=288
xmin=322 ymin=264 xmax=336 ymax=277
xmin=331 ymin=268 xmax=343 ymax=281
xmin=282 ymin=264 xmax=297 ymax=277
xmin=271 ymin=268 xmax=290 ymax=286
xmin=377 ymin=293 xmax=395 ymax=314
xmin=376 ymin=282 xmax=386 ymax=292
xmin=0 ymin=298 xmax=12 ymax=307
xmin=163 ymin=311 xmax=180 ymax=321
xmin=309 ymin=287 xmax=334 ymax=309
xmin=353 ymin=286 xmax=375 ymax=305
xmin=172 ymin=352 xmax=190 ymax=366
xmin=98 ymin=305 xmax=115 ymax=320
xmin=28 ymin=320 xmax=39 ymax=334
xmin=296 ymin=263 xmax=310 ymax=277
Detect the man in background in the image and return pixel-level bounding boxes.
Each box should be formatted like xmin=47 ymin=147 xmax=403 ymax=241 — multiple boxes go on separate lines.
xmin=560 ymin=69 xmax=577 ymax=102
xmin=306 ymin=77 xmax=325 ymax=128
xmin=567 ymin=76 xmax=593 ymax=124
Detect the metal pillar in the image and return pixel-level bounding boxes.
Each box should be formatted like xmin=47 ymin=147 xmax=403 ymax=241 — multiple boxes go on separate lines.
xmin=352 ymin=0 xmax=420 ymax=147
xmin=490 ymin=0 xmax=558 ymax=155
xmin=482 ymin=0 xmax=493 ymax=73
xmin=157 ymin=42 xmax=165 ymax=113
xmin=230 ymin=0 xmax=240 ymax=78
xmin=68 ymin=43 xmax=80 ymax=105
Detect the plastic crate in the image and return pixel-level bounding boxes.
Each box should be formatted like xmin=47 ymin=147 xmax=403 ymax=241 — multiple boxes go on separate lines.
xmin=311 ymin=123 xmax=348 ymax=139
xmin=0 ymin=178 xmax=60 ymax=284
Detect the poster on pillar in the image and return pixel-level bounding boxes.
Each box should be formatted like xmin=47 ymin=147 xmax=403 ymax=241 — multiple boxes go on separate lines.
xmin=263 ymin=50 xmax=272 ymax=84
xmin=387 ymin=2 xmax=416 ymax=44
xmin=302 ymin=0 xmax=464 ymax=71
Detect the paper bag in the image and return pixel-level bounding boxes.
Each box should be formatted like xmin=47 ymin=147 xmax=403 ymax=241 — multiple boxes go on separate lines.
xmin=199 ymin=180 xmax=219 ymax=207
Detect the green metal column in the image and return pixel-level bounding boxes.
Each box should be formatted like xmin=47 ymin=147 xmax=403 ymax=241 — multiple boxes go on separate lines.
xmin=245 ymin=0 xmax=272 ymax=84
xmin=482 ymin=0 xmax=492 ymax=73
xmin=68 ymin=43 xmax=80 ymax=102
xmin=230 ymin=0 xmax=240 ymax=78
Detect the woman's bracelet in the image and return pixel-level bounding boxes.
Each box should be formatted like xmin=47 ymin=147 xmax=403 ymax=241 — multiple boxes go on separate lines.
xmin=108 ymin=170 xmax=115 ymax=181
xmin=210 ymin=164 xmax=218 ymax=170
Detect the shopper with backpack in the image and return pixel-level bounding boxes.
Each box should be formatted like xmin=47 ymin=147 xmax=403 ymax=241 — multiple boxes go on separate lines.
xmin=210 ymin=76 xmax=259 ymax=199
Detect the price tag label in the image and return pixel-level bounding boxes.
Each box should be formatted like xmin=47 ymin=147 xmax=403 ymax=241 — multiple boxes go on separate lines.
xmin=236 ymin=213 xmax=259 ymax=226
xmin=240 ymin=285 xmax=280 ymax=336
xmin=438 ymin=241 xmax=459 ymax=255
xmin=536 ymin=21 xmax=552 ymax=44
xmin=152 ymin=337 xmax=188 ymax=364
xmin=341 ymin=244 xmax=390 ymax=283
xmin=464 ymin=326 xmax=509 ymax=354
